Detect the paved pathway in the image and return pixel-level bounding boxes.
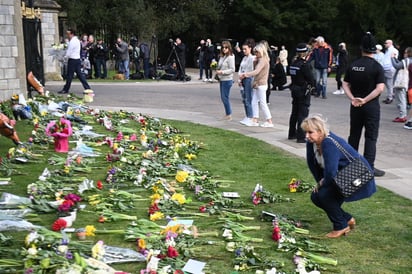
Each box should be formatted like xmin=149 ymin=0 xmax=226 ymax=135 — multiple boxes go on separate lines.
xmin=47 ymin=69 xmax=412 ymax=200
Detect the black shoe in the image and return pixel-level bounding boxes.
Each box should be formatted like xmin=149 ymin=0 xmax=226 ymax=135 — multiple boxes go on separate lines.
xmin=57 ymin=90 xmax=68 ymax=94
xmin=322 ymin=96 xmax=327 ymax=99
xmin=374 ymin=168 xmax=385 ymax=177
xmin=288 ymin=136 xmax=297 ymax=140
xmin=296 ymin=139 xmax=306 ymax=143
xmin=382 ymin=98 xmax=393 ymax=104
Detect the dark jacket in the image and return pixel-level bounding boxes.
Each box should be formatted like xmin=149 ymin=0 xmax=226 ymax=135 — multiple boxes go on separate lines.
xmin=336 ymin=49 xmax=348 ymax=70
xmin=290 ymin=57 xmax=315 ymax=88
xmin=306 ymin=132 xmax=376 ymax=202
xmin=94 ymin=43 xmax=109 ymax=60
xmin=308 ymin=45 xmax=333 ymax=69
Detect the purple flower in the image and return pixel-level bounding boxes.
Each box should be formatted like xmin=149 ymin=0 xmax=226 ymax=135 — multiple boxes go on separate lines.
xmin=66 ymin=251 xmax=73 ymax=260
xmin=25 ymin=268 xmax=33 ymax=274
xmin=235 ymin=248 xmax=243 ymax=257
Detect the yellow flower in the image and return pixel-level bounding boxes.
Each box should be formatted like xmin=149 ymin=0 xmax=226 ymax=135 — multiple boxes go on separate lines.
xmin=85 ymin=225 xmax=96 ymax=236
xmin=288 ymin=178 xmax=297 ymax=185
xmin=150 ymin=193 xmax=161 ymax=204
xmin=185 ymin=153 xmax=197 ymax=160
xmin=162 ymin=224 xmax=183 ymax=235
xmin=137 ymin=238 xmax=146 ymax=250
xmin=171 ymin=193 xmax=186 ymax=205
xmin=140 ymin=133 xmax=147 ymax=144
xmin=91 ymin=240 xmax=105 ymax=259
xmin=175 ymin=170 xmax=189 ymax=183
xmin=63 ymin=165 xmax=70 ymax=174
xmin=40 ymin=110 xmax=48 ymax=116
xmin=8 ymin=147 xmax=15 ymax=157
xmin=33 ymin=117 xmax=39 ymax=125
xmin=113 ymin=143 xmax=119 ymax=150
xmin=289 ymin=187 xmax=297 ymax=193
xmin=150 ymin=211 xmax=164 ymax=221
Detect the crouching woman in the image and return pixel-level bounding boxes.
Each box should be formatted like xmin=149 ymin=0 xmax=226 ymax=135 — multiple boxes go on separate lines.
xmin=301 ymin=114 xmax=376 ymax=238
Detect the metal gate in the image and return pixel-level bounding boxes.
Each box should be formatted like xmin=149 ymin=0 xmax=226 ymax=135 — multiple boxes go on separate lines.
xmin=21 ymin=0 xmax=44 ymax=94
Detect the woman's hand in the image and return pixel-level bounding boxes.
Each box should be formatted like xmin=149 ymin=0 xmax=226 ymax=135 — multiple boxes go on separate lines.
xmin=216 ymin=70 xmax=222 ymax=75
xmin=238 ymin=73 xmax=245 ymax=80
xmin=313 ymin=178 xmax=324 ymax=193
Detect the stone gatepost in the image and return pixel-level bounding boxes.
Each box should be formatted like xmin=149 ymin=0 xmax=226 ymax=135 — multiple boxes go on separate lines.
xmin=0 ymin=0 xmax=27 ymax=101
xmin=34 ymin=0 xmax=61 ymax=81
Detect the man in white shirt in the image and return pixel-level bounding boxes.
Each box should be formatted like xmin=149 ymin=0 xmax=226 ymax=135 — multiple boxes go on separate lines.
xmin=381 ymin=39 xmax=398 ymax=104
xmin=59 ymin=28 xmax=91 ymax=94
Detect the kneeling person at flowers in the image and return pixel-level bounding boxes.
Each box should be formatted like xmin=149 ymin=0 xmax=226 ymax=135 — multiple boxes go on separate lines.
xmin=301 ymin=114 xmax=376 ymax=238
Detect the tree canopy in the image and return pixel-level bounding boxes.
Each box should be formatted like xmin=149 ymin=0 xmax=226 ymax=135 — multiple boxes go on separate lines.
xmin=56 ymin=0 xmax=412 ymax=63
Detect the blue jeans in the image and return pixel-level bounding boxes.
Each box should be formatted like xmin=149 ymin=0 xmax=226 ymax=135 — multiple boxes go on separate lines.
xmin=220 ymin=80 xmax=233 ymax=115
xmin=63 ymin=58 xmax=91 ymax=92
xmin=95 ymin=58 xmax=107 ymax=79
xmin=119 ymin=59 xmax=130 ymax=79
xmin=315 ymin=68 xmax=328 ymax=97
xmin=311 ymin=185 xmax=352 ymax=230
xmin=241 ymin=77 xmax=253 ymax=118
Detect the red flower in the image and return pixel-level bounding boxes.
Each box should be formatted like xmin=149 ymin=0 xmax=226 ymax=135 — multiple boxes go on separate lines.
xmin=199 ymin=206 xmax=207 ymax=213
xmin=167 ymin=246 xmax=179 ymax=258
xmin=96 ymin=180 xmax=103 ymax=190
xmin=98 ymin=215 xmax=106 ymax=223
xmin=52 ymin=218 xmax=67 ymax=231
xmin=148 ymin=203 xmax=160 ymax=215
xmin=272 ymin=226 xmax=281 ymax=242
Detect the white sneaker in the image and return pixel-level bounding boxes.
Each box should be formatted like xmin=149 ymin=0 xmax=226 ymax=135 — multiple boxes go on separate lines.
xmin=239 ymin=117 xmax=249 ymax=125
xmin=203 ymin=78 xmax=208 ymax=82
xmin=208 ymin=78 xmax=213 ymax=82
xmin=260 ymin=121 xmax=274 ymax=128
xmin=246 ymin=120 xmax=259 ymax=127
xmin=333 ymin=89 xmax=344 ymax=95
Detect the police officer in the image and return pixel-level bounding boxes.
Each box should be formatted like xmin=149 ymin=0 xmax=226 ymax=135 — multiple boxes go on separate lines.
xmin=342 ymin=32 xmax=386 ymax=177
xmin=288 ymin=43 xmax=315 ymax=143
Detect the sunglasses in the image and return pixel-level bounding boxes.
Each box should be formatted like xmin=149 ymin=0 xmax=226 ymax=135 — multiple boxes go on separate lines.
xmin=222 ymin=46 xmax=229 ymax=49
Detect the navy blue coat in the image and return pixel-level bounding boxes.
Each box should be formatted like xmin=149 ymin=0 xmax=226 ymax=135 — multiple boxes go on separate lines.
xmin=306 ymin=132 xmax=376 ymax=202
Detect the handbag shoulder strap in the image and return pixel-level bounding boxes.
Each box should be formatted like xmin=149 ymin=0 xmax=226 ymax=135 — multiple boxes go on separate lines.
xmin=327 ymin=136 xmax=355 ymax=162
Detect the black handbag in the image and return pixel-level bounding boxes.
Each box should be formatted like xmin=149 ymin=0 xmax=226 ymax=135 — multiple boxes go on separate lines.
xmin=328 ymin=137 xmax=374 ymax=197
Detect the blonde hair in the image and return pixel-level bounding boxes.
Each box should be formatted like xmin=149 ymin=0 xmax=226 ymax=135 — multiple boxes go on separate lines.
xmin=301 ymin=114 xmax=330 ymax=137
xmin=254 ymin=43 xmax=269 ymax=62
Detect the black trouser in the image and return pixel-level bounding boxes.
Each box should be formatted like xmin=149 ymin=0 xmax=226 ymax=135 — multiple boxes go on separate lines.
xmin=205 ymin=60 xmax=212 ymax=79
xmin=63 ymin=58 xmax=91 ymax=92
xmin=288 ymin=87 xmax=311 ymax=140
xmin=335 ymin=66 xmax=345 ymax=89
xmin=348 ymin=100 xmax=380 ymax=168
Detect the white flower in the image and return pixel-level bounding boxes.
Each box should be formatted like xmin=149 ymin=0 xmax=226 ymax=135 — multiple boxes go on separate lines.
xmin=222 ymin=229 xmax=233 ymax=239
xmin=27 ymin=246 xmax=38 ymax=256
xmin=57 ymin=245 xmax=68 ymax=254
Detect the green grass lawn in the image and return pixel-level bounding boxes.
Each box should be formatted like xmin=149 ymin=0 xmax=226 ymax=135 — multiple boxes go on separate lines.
xmin=0 ymin=114 xmax=411 ymax=274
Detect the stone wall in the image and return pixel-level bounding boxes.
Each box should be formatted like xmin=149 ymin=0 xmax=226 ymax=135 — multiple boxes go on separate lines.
xmin=35 ymin=0 xmax=61 ymax=81
xmin=0 ymin=0 xmax=27 ymax=101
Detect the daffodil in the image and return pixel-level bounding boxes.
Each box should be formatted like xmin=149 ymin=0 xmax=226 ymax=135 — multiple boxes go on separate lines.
xmin=175 ymin=170 xmax=189 ymax=183
xmin=85 ymin=225 xmax=96 ymax=236
xmin=63 ymin=165 xmax=70 ymax=174
xmin=171 ymin=193 xmax=186 ymax=204
xmin=150 ymin=193 xmax=161 ymax=204
xmin=185 ymin=153 xmax=197 ymax=160
xmin=150 ymin=211 xmax=164 ymax=221
xmin=137 ymin=238 xmax=146 ymax=250
xmin=40 ymin=110 xmax=48 ymax=116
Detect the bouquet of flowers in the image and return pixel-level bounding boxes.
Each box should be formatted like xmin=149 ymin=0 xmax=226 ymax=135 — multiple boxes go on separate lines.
xmin=46 ymin=118 xmax=72 ymax=152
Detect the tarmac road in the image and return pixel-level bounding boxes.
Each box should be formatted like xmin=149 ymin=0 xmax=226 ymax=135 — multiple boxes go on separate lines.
xmin=46 ymin=69 xmax=412 ymax=199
